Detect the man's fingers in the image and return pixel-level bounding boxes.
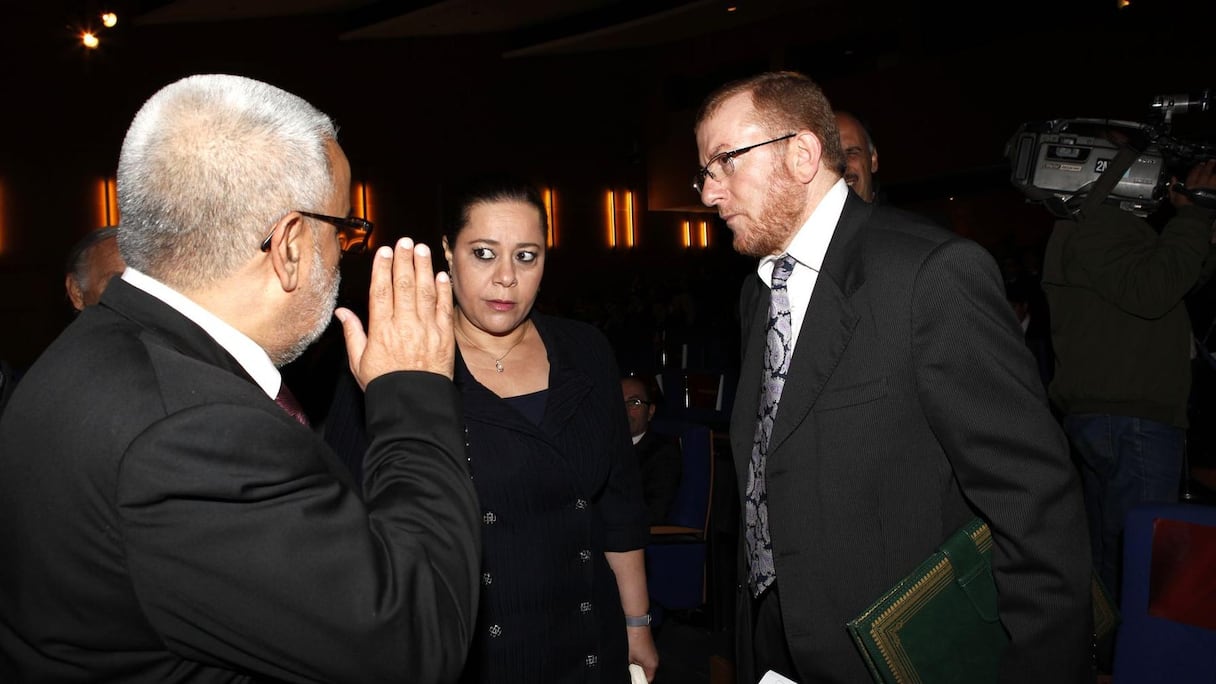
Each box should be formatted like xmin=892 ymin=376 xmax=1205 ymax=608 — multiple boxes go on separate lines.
xmin=393 ymin=238 xmax=418 ymax=314
xmin=335 ymin=307 xmax=369 ymax=389
xmin=436 ymin=271 xmax=454 ymax=327
xmin=351 ymin=236 xmax=456 ymax=383
xmin=366 ymin=243 xmax=399 ymax=328
xmin=412 ymin=243 xmax=437 ymax=315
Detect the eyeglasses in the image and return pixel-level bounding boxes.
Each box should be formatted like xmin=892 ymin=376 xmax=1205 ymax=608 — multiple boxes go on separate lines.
xmin=259 ymin=211 xmax=375 ymax=254
xmin=624 ymin=398 xmax=652 ymax=410
xmin=693 ymin=133 xmax=796 ymax=193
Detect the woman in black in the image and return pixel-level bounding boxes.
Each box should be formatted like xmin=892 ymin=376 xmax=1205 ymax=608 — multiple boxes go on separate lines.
xmin=442 ymin=175 xmax=656 ymax=683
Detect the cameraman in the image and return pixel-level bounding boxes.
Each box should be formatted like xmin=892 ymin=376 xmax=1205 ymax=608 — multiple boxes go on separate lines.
xmin=1044 ymin=158 xmax=1216 ymax=603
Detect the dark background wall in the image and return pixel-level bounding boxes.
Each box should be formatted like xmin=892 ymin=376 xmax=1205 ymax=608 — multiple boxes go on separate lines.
xmin=2 ymin=0 xmax=1213 ymax=368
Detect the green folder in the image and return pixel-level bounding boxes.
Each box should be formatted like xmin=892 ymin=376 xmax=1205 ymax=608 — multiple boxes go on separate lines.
xmin=846 ymin=518 xmax=1004 ymax=683
xmin=846 ymin=518 xmax=1117 ymax=683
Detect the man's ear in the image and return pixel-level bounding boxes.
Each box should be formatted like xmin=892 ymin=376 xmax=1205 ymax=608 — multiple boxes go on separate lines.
xmin=870 ymin=147 xmax=880 ymax=174
xmin=65 ymin=275 xmax=85 ymax=312
xmin=790 ymin=130 xmax=823 ymax=184
xmin=267 ymin=213 xmax=308 ymax=294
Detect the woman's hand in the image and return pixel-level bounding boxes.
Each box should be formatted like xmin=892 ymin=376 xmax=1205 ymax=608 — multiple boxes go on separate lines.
xmin=627 ymin=624 xmax=659 ymax=682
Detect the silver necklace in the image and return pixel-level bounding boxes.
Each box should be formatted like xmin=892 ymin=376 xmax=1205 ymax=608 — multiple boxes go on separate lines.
xmin=458 ymin=325 xmax=528 ymax=373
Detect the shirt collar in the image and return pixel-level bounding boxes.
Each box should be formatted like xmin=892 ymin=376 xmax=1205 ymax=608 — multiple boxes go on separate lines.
xmin=759 ymin=178 xmax=849 ymax=285
xmin=121 ymin=268 xmax=281 ymax=399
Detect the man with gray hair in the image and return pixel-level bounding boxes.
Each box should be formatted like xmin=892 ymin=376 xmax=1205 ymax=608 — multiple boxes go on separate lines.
xmin=0 ymin=74 xmax=480 ymax=682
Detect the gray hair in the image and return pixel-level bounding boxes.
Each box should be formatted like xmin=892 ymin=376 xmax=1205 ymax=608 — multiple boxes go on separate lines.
xmin=116 ymin=74 xmax=337 ymax=289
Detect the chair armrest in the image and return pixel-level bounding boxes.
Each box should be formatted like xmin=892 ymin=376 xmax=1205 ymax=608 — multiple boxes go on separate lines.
xmin=649 ymin=525 xmax=706 ymax=544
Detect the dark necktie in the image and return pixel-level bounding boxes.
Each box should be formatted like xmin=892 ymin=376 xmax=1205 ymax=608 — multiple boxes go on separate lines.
xmin=745 ymin=254 xmax=796 ymax=597
xmin=275 ymin=384 xmax=310 ymax=428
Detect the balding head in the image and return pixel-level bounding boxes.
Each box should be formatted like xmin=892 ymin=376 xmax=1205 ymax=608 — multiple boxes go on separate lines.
xmin=835 ymin=111 xmax=879 ymax=203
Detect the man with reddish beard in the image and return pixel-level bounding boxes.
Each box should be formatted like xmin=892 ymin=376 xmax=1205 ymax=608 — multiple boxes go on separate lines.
xmin=694 ymin=71 xmax=1091 ymax=683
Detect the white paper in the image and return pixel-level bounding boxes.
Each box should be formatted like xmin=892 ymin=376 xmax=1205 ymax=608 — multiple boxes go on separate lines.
xmin=629 ymin=663 xmax=647 ymax=684
xmin=758 ymin=670 xmax=798 ymax=684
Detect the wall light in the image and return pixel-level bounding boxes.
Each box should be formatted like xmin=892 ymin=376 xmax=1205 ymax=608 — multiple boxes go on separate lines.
xmin=606 ymin=190 xmax=617 ymax=247
xmin=542 ymin=187 xmax=558 ymax=248
xmin=97 ymin=176 xmax=119 ymax=227
xmin=624 ymin=191 xmax=635 ymax=248
xmin=0 ymin=179 xmax=6 ymax=254
xmin=604 ymin=189 xmax=637 ymax=248
xmin=680 ymin=216 xmax=710 ymax=249
xmin=351 ymin=181 xmax=374 ymax=249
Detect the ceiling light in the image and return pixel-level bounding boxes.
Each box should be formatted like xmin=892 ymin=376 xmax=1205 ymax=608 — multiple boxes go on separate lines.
xmin=101 ymin=12 xmax=118 ymax=28
xmin=81 ymin=32 xmax=99 ymax=48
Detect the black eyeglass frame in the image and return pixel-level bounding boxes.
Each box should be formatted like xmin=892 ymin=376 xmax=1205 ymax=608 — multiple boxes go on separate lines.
xmin=693 ymin=133 xmax=796 ymax=193
xmin=259 ymin=210 xmax=375 ymax=254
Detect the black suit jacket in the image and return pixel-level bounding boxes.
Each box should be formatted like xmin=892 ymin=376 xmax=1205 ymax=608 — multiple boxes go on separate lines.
xmin=731 ymin=194 xmax=1091 ymax=683
xmin=634 ymin=430 xmax=683 ymax=525
xmin=0 ymin=279 xmax=481 ymax=682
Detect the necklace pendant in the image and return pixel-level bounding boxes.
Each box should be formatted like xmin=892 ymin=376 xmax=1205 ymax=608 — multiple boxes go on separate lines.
xmin=495 ymin=360 xmax=504 ymax=373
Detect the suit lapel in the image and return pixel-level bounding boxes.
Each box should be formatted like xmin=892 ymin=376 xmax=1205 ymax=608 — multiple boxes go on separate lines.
xmin=768 ymin=194 xmax=870 ymax=453
xmin=768 ymin=272 xmax=857 ymax=451
xmin=731 ymin=274 xmax=768 ymax=478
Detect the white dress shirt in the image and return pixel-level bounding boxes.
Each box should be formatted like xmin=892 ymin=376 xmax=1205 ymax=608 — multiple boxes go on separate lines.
xmin=756 ymin=178 xmax=849 ymax=349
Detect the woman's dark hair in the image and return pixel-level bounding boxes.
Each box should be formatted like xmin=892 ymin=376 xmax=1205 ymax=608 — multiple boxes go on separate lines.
xmin=441 ymin=173 xmax=548 ymax=247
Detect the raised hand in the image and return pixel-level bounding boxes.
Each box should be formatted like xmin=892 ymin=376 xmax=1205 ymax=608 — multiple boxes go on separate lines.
xmin=335 ymin=238 xmax=455 ymax=389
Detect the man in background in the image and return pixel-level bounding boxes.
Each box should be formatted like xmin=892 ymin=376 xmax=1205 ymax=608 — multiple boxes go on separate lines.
xmin=695 ymin=70 xmax=1090 ymax=683
xmin=0 ymin=74 xmax=480 ymax=682
xmin=1044 ymin=158 xmax=1216 ymax=600
xmin=835 ymin=110 xmax=879 ymax=203
xmin=64 ymin=226 xmax=125 ymax=311
xmin=622 ymin=374 xmax=683 ymax=525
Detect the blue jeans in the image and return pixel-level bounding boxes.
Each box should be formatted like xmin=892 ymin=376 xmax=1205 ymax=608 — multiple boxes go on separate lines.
xmin=1063 ymin=413 xmax=1184 ymax=600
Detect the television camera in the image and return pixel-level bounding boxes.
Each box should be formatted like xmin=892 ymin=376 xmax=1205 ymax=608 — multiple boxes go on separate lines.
xmin=1007 ymin=91 xmax=1216 ymax=217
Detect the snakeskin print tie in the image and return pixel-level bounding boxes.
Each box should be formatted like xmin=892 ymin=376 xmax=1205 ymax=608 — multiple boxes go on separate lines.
xmin=745 ymin=254 xmax=796 ymax=598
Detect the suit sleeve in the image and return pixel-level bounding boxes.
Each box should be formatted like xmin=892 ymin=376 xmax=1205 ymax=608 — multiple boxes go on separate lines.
xmin=117 ymin=371 xmax=480 ymax=684
xmin=1068 ymin=204 xmax=1214 ymax=319
xmin=911 ymin=239 xmax=1091 ymax=684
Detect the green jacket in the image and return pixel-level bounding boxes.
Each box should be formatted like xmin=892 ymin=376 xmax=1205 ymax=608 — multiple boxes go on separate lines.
xmin=1043 ymin=204 xmax=1216 ymax=427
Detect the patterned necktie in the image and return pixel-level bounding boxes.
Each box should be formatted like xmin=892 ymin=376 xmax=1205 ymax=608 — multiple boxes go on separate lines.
xmin=275 ymin=384 xmax=310 ymax=428
xmin=745 ymin=254 xmax=796 ymax=597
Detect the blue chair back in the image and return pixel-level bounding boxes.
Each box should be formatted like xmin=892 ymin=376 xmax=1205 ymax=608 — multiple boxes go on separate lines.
xmin=645 ymin=420 xmax=714 ymax=614
xmin=1112 ymin=502 xmax=1216 ymax=683
xmin=664 ymin=423 xmax=712 ymax=530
